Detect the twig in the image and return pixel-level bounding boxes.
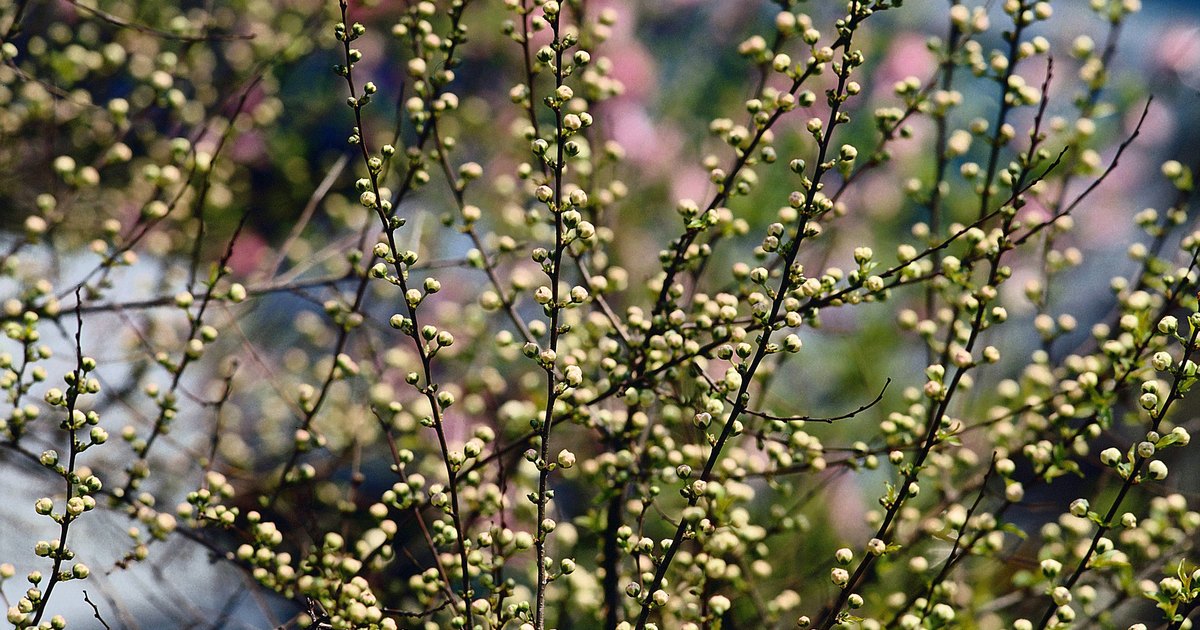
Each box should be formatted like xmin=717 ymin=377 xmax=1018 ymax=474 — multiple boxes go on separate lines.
xmin=744 ymin=378 xmax=891 ymax=423
xmin=82 ymin=591 xmax=112 ymax=630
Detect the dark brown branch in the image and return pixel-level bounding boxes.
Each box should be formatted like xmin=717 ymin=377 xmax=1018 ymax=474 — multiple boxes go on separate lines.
xmin=745 ymin=378 xmax=891 ymax=424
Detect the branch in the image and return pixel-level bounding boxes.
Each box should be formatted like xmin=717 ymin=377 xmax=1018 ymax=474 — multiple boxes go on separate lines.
xmin=745 ymin=378 xmax=891 ymax=424
xmin=82 ymin=591 xmax=112 ymax=630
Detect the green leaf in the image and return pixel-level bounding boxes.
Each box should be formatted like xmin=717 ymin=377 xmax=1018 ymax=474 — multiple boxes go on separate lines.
xmin=1155 ymin=433 xmax=1181 ymax=449
xmin=1000 ymin=523 xmax=1028 ymax=539
xmin=1092 ymin=550 xmax=1131 ymax=570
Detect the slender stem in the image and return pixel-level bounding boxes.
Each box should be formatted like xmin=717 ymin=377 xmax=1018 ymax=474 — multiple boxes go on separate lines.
xmin=331 ymin=2 xmax=476 ymax=622
xmin=32 ymin=296 xmax=88 ymax=625
xmin=534 ymin=10 xmax=569 ymax=628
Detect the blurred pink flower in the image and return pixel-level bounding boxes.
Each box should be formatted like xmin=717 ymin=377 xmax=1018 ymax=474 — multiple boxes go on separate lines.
xmin=671 ymin=165 xmax=712 ymax=202
xmin=228 ymin=130 xmax=268 ymax=165
xmin=1154 ymin=25 xmax=1200 ymax=76
xmin=227 ymin=229 xmax=269 ymax=277
xmin=607 ymin=39 xmax=657 ymax=101
xmin=872 ymin=34 xmax=936 ymax=97
xmin=605 ymin=100 xmax=684 ymax=171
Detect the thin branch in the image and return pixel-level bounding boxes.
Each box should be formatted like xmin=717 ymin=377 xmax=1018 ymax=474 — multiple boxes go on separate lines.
xmin=82 ymin=591 xmax=112 ymax=630
xmin=260 ymin=155 xmax=350 ymax=282
xmin=744 ymin=378 xmax=891 ymax=424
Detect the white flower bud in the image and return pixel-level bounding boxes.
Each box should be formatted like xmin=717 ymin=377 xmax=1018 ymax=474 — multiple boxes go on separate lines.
xmin=830 ymin=567 xmax=849 ymax=586
xmin=564 ymin=365 xmax=583 ymax=386
xmin=1040 ymin=559 xmax=1062 ymax=577
xmin=1151 ymin=352 xmax=1173 ymax=371
xmin=66 ymin=496 xmax=86 ymax=516
xmin=459 ymin=162 xmax=483 ymax=179
xmin=228 ymin=283 xmax=247 ymax=303
xmin=1147 ymin=460 xmax=1168 ymax=480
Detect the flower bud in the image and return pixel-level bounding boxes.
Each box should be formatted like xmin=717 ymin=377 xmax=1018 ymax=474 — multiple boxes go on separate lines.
xmin=1148 ymin=460 xmax=1168 ymax=480
xmin=830 ymin=567 xmax=849 ymax=586
xmin=1151 ymin=352 xmax=1172 ymax=371
xmin=1040 ymin=559 xmax=1062 ymax=578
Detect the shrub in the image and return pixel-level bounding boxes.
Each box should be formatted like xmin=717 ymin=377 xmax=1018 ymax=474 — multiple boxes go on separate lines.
xmin=1 ymin=0 xmax=1197 ymax=628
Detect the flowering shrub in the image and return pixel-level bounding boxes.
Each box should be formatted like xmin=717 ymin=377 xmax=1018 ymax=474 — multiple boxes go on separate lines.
xmin=1 ymin=0 xmax=1198 ymax=628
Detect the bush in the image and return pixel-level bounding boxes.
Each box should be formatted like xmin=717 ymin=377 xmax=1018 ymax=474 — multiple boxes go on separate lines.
xmin=1 ymin=0 xmax=1198 ymax=628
